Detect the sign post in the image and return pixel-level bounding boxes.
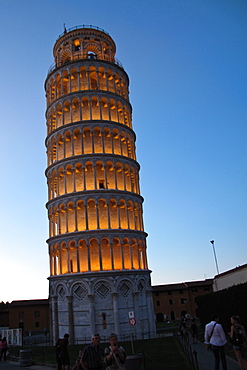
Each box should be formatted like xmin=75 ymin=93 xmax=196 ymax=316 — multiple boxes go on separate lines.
xmin=128 ymin=311 xmax=135 ymax=354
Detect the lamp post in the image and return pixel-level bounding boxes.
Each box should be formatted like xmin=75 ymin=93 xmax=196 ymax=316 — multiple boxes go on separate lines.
xmin=210 ymin=240 xmax=220 ymax=275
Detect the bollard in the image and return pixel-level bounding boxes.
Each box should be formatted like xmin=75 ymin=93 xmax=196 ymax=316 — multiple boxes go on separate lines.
xmin=125 ymin=353 xmax=144 ymax=370
xmin=20 ymin=349 xmax=32 ymax=367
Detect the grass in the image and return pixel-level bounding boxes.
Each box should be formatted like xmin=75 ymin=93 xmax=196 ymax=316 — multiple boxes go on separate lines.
xmin=8 ymin=336 xmax=193 ymax=370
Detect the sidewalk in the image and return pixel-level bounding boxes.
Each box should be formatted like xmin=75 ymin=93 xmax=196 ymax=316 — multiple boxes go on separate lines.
xmin=1 ymin=360 xmax=55 ymax=369
xmin=190 ymin=341 xmax=239 ymax=370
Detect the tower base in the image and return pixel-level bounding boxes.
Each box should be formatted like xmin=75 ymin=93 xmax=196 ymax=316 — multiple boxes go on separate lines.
xmin=49 ymin=270 xmax=156 ymax=344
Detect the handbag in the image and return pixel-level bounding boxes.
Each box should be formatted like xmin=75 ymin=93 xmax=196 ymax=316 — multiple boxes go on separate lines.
xmin=207 ymin=322 xmax=217 ymax=350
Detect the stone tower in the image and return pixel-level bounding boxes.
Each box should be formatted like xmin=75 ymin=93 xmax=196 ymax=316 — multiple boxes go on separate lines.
xmin=45 ymin=25 xmax=155 ymax=343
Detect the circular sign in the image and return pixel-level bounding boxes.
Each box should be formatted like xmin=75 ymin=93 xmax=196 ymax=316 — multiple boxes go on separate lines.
xmin=129 ymin=318 xmax=136 ymax=326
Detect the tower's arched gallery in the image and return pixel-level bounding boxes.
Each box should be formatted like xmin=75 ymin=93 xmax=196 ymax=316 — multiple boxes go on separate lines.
xmin=44 ymin=25 xmax=155 ymax=343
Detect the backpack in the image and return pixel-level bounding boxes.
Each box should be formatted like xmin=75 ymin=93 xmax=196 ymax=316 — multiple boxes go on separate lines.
xmin=231 ymin=325 xmax=245 ymax=346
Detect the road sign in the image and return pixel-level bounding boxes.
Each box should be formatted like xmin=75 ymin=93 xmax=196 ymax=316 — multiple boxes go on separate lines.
xmin=129 ymin=318 xmax=136 ymax=326
xmin=128 ymin=311 xmax=135 ymax=319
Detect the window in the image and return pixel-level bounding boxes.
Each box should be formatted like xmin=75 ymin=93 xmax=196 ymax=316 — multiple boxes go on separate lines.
xmin=204 ymin=287 xmax=210 ymax=292
xmin=156 ymin=300 xmax=160 ymax=306
xmin=168 ymin=291 xmax=172 ymax=295
xmin=35 ymin=321 xmax=40 ymax=328
xmin=35 ymin=311 xmax=40 ymax=318
xmin=169 ymin=299 xmax=173 ymax=305
xmin=102 ymin=313 xmax=106 ymax=329
xmin=191 ymin=288 xmax=198 ymax=293
xmin=155 ymin=292 xmax=159 ymax=296
xmin=181 ymin=298 xmax=187 ymax=304
xmin=179 ymin=290 xmax=183 ymax=294
xmin=19 ymin=312 xmax=24 ymax=319
xmin=99 ymin=180 xmax=105 ymax=189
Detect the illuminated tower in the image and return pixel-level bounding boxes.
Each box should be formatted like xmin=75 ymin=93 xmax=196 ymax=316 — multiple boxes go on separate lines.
xmin=45 ymin=25 xmax=155 ymax=343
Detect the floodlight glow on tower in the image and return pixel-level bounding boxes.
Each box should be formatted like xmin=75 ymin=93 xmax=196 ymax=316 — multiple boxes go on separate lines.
xmin=44 ymin=25 xmax=155 ymax=343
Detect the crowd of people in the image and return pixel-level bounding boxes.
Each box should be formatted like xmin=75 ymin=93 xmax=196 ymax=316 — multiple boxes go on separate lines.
xmin=56 ymin=332 xmax=126 ymax=370
xmin=178 ymin=313 xmax=247 ymax=370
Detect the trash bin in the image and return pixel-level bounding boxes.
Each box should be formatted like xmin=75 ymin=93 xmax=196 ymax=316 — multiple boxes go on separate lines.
xmin=125 ymin=353 xmax=144 ymax=370
xmin=20 ymin=349 xmax=32 ymax=367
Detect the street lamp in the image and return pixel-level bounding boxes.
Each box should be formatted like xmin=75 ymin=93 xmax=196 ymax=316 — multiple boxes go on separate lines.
xmin=210 ymin=240 xmax=220 ymax=275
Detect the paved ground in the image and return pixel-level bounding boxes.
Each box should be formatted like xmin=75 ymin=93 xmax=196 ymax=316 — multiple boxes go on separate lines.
xmin=0 ymin=361 xmax=55 ymax=369
xmin=0 ymin=339 xmax=240 ymax=369
xmin=190 ymin=340 xmax=239 ymax=370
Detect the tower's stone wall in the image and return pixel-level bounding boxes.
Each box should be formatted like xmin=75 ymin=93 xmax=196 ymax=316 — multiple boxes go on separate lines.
xmin=45 ymin=25 xmax=155 ymax=343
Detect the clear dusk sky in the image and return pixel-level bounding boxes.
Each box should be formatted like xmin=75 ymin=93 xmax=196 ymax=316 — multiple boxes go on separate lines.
xmin=0 ymin=0 xmax=246 ymax=303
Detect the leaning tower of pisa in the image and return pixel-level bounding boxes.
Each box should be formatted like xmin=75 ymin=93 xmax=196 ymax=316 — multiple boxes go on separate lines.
xmin=45 ymin=25 xmax=155 ymax=343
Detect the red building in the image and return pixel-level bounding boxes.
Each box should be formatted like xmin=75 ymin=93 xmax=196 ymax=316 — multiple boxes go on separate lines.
xmin=8 ymin=299 xmax=49 ymax=332
xmin=152 ymin=279 xmax=213 ymax=322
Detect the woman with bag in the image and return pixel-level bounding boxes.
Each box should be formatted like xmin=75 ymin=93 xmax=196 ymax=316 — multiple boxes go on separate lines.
xmin=230 ymin=316 xmax=247 ymax=370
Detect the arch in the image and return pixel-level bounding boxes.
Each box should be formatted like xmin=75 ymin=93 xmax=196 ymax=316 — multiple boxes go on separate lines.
xmin=67 ymin=201 xmax=75 ymax=233
xmin=77 ymin=200 xmax=86 ymax=231
xmin=91 ymin=97 xmax=100 ymax=120
xmin=109 ymin=198 xmax=118 ymax=229
xmin=123 ymin=237 xmax=131 ymax=269
xmin=63 ymin=100 xmax=71 ymax=125
xmin=73 ymin=128 xmax=82 ymax=156
xmin=71 ymin=97 xmax=80 ymax=122
xmin=112 ymin=238 xmax=122 ymax=270
xmin=101 ymin=238 xmax=111 ymax=270
xmin=98 ymin=198 xmax=108 ymax=229
xmin=90 ymin=238 xmax=100 ymax=271
xmin=78 ymin=239 xmax=88 ymax=271
xmin=83 ymin=126 xmax=92 ymax=153
xmin=82 ymin=97 xmax=90 ymax=120
xmin=93 ymin=126 xmax=102 ymax=153
xmin=68 ymin=240 xmax=77 ymax=272
xmin=75 ymin=162 xmax=83 ymax=191
xmin=119 ymin=199 xmax=127 ymax=229
xmin=88 ymin=199 xmax=97 ymax=230
xmin=85 ymin=161 xmax=94 ymax=190
xmin=60 ymin=242 xmax=68 ymax=273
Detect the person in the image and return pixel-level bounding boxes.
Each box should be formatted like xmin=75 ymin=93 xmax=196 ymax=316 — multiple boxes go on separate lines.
xmin=0 ymin=337 xmax=8 ymax=362
xmin=55 ymin=337 xmax=62 ymax=370
xmin=229 ymin=315 xmax=247 ymax=370
xmin=58 ymin=333 xmax=70 ymax=370
xmin=204 ymin=314 xmax=228 ymax=370
xmin=80 ymin=333 xmax=104 ymax=370
xmin=104 ymin=333 xmax=126 ymax=370
xmin=190 ymin=318 xmax=198 ymax=344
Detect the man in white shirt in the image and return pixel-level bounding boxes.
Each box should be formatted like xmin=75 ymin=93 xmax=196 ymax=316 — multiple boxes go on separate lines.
xmin=204 ymin=314 xmax=228 ymax=370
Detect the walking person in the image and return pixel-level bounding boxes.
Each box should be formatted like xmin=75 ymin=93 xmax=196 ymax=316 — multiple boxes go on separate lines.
xmin=205 ymin=314 xmax=228 ymax=370
xmin=59 ymin=333 xmax=70 ymax=370
xmin=80 ymin=333 xmax=104 ymax=370
xmin=0 ymin=337 xmax=8 ymax=362
xmin=104 ymin=333 xmax=126 ymax=369
xmin=229 ymin=315 xmax=247 ymax=370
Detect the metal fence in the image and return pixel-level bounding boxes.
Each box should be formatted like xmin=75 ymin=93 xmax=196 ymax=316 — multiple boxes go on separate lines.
xmin=173 ymin=332 xmax=199 ymax=370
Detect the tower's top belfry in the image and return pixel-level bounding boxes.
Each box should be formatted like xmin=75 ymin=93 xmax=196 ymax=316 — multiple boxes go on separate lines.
xmin=52 ymin=25 xmax=118 ymax=70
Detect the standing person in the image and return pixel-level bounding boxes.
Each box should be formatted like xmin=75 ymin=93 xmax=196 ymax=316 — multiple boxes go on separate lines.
xmin=80 ymin=333 xmax=104 ymax=370
xmin=0 ymin=337 xmax=8 ymax=362
xmin=104 ymin=333 xmax=126 ymax=370
xmin=55 ymin=337 xmax=62 ymax=370
xmin=204 ymin=314 xmax=228 ymax=370
xmin=229 ymin=316 xmax=247 ymax=370
xmin=59 ymin=334 xmax=70 ymax=370
xmin=190 ymin=318 xmax=198 ymax=344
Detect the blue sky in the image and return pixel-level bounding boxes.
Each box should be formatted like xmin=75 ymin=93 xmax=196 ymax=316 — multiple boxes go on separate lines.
xmin=0 ymin=0 xmax=246 ymax=302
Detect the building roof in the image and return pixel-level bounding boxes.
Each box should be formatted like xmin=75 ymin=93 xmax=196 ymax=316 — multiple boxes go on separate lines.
xmin=214 ymin=263 xmax=247 ymax=278
xmin=152 ymin=279 xmax=213 ymax=292
xmin=9 ymin=299 xmax=49 ymax=307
